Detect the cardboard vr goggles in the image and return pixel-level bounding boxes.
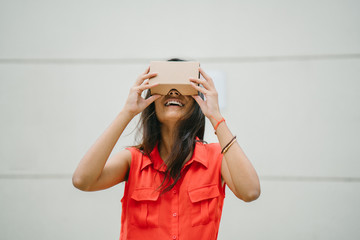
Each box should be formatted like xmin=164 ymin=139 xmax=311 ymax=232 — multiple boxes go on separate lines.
xmin=149 ymin=61 xmax=200 ymax=96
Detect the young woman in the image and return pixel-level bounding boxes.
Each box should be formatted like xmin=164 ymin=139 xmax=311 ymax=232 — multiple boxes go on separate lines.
xmin=72 ymin=61 xmax=260 ymax=240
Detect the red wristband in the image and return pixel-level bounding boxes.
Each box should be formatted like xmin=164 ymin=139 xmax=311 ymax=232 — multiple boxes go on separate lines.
xmin=211 ymin=115 xmax=225 ymax=134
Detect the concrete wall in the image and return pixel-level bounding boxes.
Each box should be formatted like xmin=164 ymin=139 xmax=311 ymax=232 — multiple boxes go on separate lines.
xmin=1 ymin=0 xmax=360 ymax=239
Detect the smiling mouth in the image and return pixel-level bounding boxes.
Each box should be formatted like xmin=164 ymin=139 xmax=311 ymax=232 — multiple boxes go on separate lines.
xmin=164 ymin=100 xmax=184 ymax=107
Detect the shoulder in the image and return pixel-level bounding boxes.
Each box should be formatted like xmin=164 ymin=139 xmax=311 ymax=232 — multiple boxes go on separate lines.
xmin=112 ymin=148 xmax=133 ymax=168
xmin=195 ymin=141 xmax=222 ymax=166
xmin=124 ymin=146 xmax=148 ymax=170
xmin=124 ymin=146 xmax=143 ymax=160
xmin=125 ymin=146 xmax=142 ymax=154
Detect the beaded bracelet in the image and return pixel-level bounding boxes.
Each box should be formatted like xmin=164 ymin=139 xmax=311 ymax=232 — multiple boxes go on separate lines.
xmin=221 ymin=136 xmax=237 ymax=154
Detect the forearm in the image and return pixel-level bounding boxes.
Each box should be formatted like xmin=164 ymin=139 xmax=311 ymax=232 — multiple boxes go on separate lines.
xmin=72 ymin=109 xmax=134 ymax=189
xmin=211 ymin=115 xmax=260 ymax=200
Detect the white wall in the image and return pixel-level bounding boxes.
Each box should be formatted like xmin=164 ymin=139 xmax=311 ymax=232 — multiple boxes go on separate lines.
xmin=1 ymin=0 xmax=360 ymax=239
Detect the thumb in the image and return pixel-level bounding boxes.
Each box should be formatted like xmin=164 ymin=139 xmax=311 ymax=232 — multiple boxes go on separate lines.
xmin=192 ymin=95 xmax=206 ymax=110
xmin=145 ymin=94 xmax=161 ymax=106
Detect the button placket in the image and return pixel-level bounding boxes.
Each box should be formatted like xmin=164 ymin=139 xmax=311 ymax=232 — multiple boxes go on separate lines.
xmin=170 ymin=186 xmax=179 ymax=240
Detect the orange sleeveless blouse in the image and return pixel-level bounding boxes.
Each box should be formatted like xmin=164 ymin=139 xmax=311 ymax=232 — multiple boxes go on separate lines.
xmin=120 ymin=141 xmax=225 ymax=240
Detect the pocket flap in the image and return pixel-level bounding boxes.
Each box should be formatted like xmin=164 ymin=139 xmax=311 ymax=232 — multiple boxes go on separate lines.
xmin=131 ymin=188 xmax=160 ymax=202
xmin=188 ymin=184 xmax=220 ymax=203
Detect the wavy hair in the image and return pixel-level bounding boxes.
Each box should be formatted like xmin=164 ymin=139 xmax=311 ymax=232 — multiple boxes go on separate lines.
xmin=135 ymin=58 xmax=205 ymax=192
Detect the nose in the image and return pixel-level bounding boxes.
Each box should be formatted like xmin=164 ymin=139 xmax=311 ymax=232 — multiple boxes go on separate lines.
xmin=167 ymin=89 xmax=181 ymax=96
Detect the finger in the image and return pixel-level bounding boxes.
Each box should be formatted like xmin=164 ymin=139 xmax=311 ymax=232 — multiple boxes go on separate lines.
xmin=190 ymin=81 xmax=208 ymax=95
xmin=199 ymin=68 xmax=215 ymax=86
xmin=141 ymin=72 xmax=158 ymax=81
xmin=143 ymin=66 xmax=150 ymax=74
xmin=145 ymin=94 xmax=161 ymax=106
xmin=134 ymin=72 xmax=158 ymax=86
xmin=192 ymin=95 xmax=206 ymax=111
xmin=189 ymin=77 xmax=211 ymax=90
xmin=137 ymin=82 xmax=160 ymax=91
xmin=135 ymin=66 xmax=150 ymax=85
xmin=140 ymin=79 xmax=149 ymax=86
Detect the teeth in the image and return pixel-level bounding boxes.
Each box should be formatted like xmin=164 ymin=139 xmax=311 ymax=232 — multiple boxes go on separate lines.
xmin=165 ymin=100 xmax=183 ymax=107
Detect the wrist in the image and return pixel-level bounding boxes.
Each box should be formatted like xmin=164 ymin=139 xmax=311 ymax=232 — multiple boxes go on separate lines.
xmin=208 ymin=112 xmax=223 ymax=126
xmin=119 ymin=108 xmax=137 ymax=121
xmin=209 ymin=114 xmax=225 ymax=134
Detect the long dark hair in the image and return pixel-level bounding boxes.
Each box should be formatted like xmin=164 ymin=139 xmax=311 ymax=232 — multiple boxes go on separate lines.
xmin=135 ymin=58 xmax=205 ymax=192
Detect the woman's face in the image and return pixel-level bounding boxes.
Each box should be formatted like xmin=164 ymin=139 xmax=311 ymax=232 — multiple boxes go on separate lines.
xmin=154 ymin=89 xmax=195 ymax=124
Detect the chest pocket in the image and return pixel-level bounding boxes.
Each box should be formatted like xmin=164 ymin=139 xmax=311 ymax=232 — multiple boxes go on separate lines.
xmin=188 ymin=184 xmax=220 ymax=226
xmin=130 ymin=188 xmax=161 ymax=227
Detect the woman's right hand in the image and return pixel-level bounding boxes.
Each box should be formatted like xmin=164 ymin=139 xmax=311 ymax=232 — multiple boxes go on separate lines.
xmin=123 ymin=66 xmax=161 ymax=117
xmin=73 ymin=67 xmax=160 ymax=191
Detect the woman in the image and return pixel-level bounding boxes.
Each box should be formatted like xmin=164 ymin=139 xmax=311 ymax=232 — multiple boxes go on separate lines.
xmin=72 ymin=61 xmax=260 ymax=240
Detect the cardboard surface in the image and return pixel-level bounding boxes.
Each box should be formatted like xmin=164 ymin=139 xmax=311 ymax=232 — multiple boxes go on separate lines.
xmin=149 ymin=61 xmax=200 ymax=95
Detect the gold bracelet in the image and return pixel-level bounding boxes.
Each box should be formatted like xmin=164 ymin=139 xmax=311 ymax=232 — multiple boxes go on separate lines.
xmin=221 ymin=136 xmax=237 ymax=154
xmin=222 ymin=138 xmax=237 ymax=154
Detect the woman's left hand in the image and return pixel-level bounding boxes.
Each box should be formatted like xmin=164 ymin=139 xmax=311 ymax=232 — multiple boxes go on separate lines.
xmin=190 ymin=68 xmax=222 ymax=120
